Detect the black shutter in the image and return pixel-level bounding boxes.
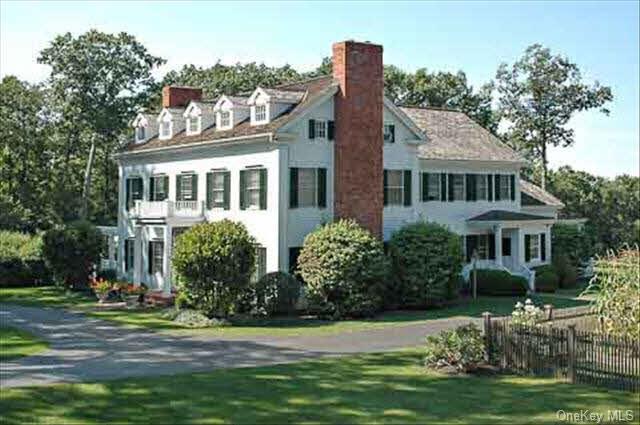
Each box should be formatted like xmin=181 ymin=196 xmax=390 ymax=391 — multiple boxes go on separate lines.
xmin=541 ymin=233 xmax=546 ymax=261
xmin=308 ymin=119 xmax=315 ymax=139
xmin=465 ymin=235 xmax=478 ymax=262
xmin=403 ymin=170 xmax=412 ymax=206
xmin=289 ymin=168 xmax=298 ymax=208
xmin=327 ymin=121 xmax=335 ymax=140
xmin=495 ymin=174 xmax=501 ymax=201
xmin=440 ymin=173 xmax=447 ymax=201
xmin=206 ymin=172 xmax=213 ymax=209
xmin=223 ymin=172 xmax=231 ymax=210
xmin=191 ymin=174 xmax=198 ymax=201
xmin=148 ymin=242 xmax=153 ymax=274
xmin=259 ymin=169 xmax=267 ymax=210
xmin=510 ymin=174 xmax=516 ymax=201
xmin=176 ymin=175 xmax=183 ymax=201
xmin=448 ymin=174 xmax=455 ymax=201
xmin=289 ymin=247 xmax=301 ymax=275
xmin=124 ymin=240 xmax=130 ymax=271
xmin=487 ymin=174 xmax=494 ymax=201
xmin=149 ymin=177 xmax=155 ymax=201
xmin=390 ymin=124 xmax=395 ymax=143
xmin=421 ymin=173 xmax=429 ymax=201
xmin=317 ymin=168 xmax=327 ymax=208
xmin=383 ymin=170 xmax=388 ymax=206
xmin=163 ymin=175 xmax=169 ymax=200
xmin=466 ymin=174 xmax=477 ymax=201
xmin=489 ymin=235 xmax=496 ymax=260
xmin=525 ymin=234 xmax=531 ymax=262
xmin=239 ymin=170 xmax=246 ymax=210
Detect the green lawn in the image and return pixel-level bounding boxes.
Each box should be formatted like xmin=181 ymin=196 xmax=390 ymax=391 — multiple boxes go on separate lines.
xmin=0 ymin=326 xmax=48 ymax=361
xmin=1 ymin=350 xmax=637 ymax=424
xmin=0 ymin=286 xmax=590 ymax=337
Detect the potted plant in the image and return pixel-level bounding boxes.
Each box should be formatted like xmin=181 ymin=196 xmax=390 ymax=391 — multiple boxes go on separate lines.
xmin=90 ymin=278 xmax=116 ymax=303
xmin=120 ymin=283 xmax=147 ymax=307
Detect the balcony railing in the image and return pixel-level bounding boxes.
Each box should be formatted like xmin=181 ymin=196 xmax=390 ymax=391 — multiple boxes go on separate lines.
xmin=133 ymin=200 xmax=204 ymax=219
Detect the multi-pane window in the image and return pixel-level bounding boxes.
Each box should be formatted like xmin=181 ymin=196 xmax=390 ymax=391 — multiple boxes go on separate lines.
xmin=220 ymin=111 xmax=231 ymax=128
xmin=148 ymin=241 xmax=164 ymax=275
xmin=124 ymin=239 xmax=135 ymax=272
xmin=452 ymin=174 xmax=464 ymax=200
xmin=240 ymin=169 xmax=267 ymax=210
xmin=425 ymin=173 xmax=440 ymax=201
xmin=383 ymin=124 xmax=395 ymax=143
xmin=476 ymin=174 xmax=488 ymax=201
xmin=251 ymin=247 xmax=267 ymax=282
xmin=160 ymin=121 xmax=171 ymax=138
xmin=477 ymin=234 xmax=490 ymax=260
xmin=529 ymin=234 xmax=540 ymax=261
xmin=187 ymin=116 xmax=200 ymax=134
xmin=246 ymin=169 xmax=261 ymax=208
xmin=126 ymin=177 xmax=143 ymax=211
xmin=314 ymin=120 xmax=327 ymax=139
xmin=254 ymin=105 xmax=267 ymax=122
xmin=298 ymin=168 xmax=318 ymax=207
xmin=207 ymin=171 xmax=228 ymax=209
xmin=499 ymin=175 xmax=511 ymax=200
xmin=136 ymin=126 xmax=146 ymax=141
xmin=177 ymin=174 xmax=197 ymax=201
xmin=150 ymin=175 xmax=168 ymax=201
xmin=385 ymin=170 xmax=404 ymax=205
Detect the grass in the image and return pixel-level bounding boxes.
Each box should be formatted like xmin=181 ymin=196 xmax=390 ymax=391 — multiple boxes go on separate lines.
xmin=1 ymin=350 xmax=637 ymax=424
xmin=0 ymin=286 xmax=591 ymax=337
xmin=0 ymin=326 xmax=48 ymax=361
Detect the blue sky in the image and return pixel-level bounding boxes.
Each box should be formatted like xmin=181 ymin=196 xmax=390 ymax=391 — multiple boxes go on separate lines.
xmin=1 ymin=0 xmax=638 ymax=177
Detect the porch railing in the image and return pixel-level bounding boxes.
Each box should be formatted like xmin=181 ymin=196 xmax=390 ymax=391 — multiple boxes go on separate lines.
xmin=133 ymin=200 xmax=204 ymax=219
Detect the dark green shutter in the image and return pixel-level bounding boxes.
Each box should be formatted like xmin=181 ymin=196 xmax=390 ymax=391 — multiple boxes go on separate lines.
xmin=308 ymin=119 xmax=315 ymax=139
xmin=327 ymin=121 xmax=335 ymax=140
xmin=489 ymin=235 xmax=496 ymax=260
xmin=510 ymin=175 xmax=516 ymax=201
xmin=540 ymin=233 xmax=546 ymax=261
xmin=495 ymin=174 xmax=501 ymax=201
xmin=289 ymin=168 xmax=298 ymax=208
xmin=487 ymin=174 xmax=494 ymax=201
xmin=403 ymin=170 xmax=412 ymax=206
xmin=206 ymin=172 xmax=213 ymax=209
xmin=448 ymin=174 xmax=455 ymax=201
xmin=317 ymin=168 xmax=327 ymax=208
xmin=421 ymin=173 xmax=429 ymax=201
xmin=239 ymin=170 xmax=246 ymax=210
xmin=440 ymin=173 xmax=447 ymax=201
xmin=383 ymin=170 xmax=388 ymax=206
xmin=191 ymin=175 xmax=198 ymax=201
xmin=163 ymin=175 xmax=169 ymax=200
xmin=466 ymin=174 xmax=477 ymax=201
xmin=525 ymin=235 xmax=531 ymax=262
xmin=389 ymin=124 xmax=395 ymax=143
xmin=149 ymin=177 xmax=155 ymax=201
xmin=148 ymin=242 xmax=153 ymax=274
xmin=223 ymin=172 xmax=230 ymax=210
xmin=259 ymin=169 xmax=267 ymax=210
xmin=176 ymin=175 xmax=183 ymax=201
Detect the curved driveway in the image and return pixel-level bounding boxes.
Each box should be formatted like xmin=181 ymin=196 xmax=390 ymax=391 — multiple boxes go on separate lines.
xmin=0 ymin=304 xmax=478 ymax=388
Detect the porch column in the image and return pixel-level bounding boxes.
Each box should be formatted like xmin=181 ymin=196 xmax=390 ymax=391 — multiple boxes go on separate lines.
xmin=516 ymin=227 xmax=525 ymax=265
xmin=494 ymin=225 xmax=503 ymax=267
xmin=133 ymin=227 xmax=143 ymax=285
xmin=546 ymin=224 xmax=552 ymax=263
xmin=163 ymin=225 xmax=172 ymax=295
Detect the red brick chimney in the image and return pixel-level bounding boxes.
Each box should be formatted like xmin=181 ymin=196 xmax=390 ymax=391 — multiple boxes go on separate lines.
xmin=162 ymin=86 xmax=202 ymax=108
xmin=332 ymin=40 xmax=384 ymax=237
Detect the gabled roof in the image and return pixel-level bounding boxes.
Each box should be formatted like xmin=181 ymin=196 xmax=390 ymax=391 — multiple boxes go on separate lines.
xmin=248 ymin=87 xmax=306 ymax=105
xmin=520 ymin=179 xmax=564 ymax=207
xmin=400 ymin=107 xmax=525 ymax=163
xmin=468 ymin=210 xmax=553 ymax=222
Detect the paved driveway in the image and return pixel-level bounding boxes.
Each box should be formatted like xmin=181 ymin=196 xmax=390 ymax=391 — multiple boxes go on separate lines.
xmin=0 ymin=304 xmax=479 ymax=388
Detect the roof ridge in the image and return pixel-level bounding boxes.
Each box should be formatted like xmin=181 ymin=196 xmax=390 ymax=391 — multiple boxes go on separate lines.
xmin=399 ymin=105 xmax=462 ymax=113
xmin=274 ymin=74 xmax=333 ymax=90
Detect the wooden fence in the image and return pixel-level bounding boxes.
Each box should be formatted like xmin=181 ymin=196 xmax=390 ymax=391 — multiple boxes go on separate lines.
xmin=484 ymin=313 xmax=640 ymax=392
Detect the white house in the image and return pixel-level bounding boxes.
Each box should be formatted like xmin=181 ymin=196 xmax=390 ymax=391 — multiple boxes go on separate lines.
xmin=112 ymin=40 xmax=563 ymax=295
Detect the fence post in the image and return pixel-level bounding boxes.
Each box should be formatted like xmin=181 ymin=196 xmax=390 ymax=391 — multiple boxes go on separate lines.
xmin=544 ymin=304 xmax=554 ymax=321
xmin=483 ymin=312 xmax=492 ymax=363
xmin=567 ymin=325 xmax=577 ymax=384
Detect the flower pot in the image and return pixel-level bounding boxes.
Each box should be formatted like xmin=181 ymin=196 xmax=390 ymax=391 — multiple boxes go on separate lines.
xmin=123 ymin=294 xmax=142 ymax=307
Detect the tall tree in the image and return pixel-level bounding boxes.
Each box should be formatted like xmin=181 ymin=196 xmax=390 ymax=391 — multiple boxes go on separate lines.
xmin=495 ymin=44 xmax=613 ymax=189
xmin=38 ymin=30 xmax=165 ymax=219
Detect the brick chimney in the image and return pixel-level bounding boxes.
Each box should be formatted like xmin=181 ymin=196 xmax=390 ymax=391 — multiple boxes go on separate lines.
xmin=332 ymin=40 xmax=384 ymax=237
xmin=162 ymin=86 xmax=202 ymax=108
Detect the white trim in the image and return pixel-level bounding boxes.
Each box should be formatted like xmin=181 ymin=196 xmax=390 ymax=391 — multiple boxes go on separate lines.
xmin=186 ymin=116 xmax=201 ymax=136
xmin=247 ymin=87 xmax=270 ymax=106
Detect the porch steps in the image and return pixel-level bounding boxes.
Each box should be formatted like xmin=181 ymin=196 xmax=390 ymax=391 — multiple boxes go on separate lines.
xmin=145 ymin=291 xmax=175 ymax=307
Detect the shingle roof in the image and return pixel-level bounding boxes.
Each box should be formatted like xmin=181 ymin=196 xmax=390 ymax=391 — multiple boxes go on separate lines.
xmin=123 ymin=76 xmax=336 ymax=153
xmin=400 ymin=107 xmax=524 ymax=163
xmin=468 ymin=210 xmax=553 ymax=222
xmin=520 ymin=179 xmax=564 ymax=207
xmin=262 ymin=88 xmax=305 ymax=103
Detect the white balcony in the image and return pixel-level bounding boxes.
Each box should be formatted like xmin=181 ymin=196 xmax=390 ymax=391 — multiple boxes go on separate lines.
xmin=133 ymin=200 xmax=204 ymax=219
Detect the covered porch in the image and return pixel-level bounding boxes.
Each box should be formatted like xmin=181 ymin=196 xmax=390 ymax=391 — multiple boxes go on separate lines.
xmin=463 ymin=210 xmax=555 ymax=291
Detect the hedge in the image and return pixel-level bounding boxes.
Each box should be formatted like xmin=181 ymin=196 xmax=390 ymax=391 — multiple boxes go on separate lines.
xmin=0 ymin=231 xmax=50 ymax=287
xmin=533 ymin=265 xmax=559 ymax=293
xmin=475 ymin=269 xmax=528 ymax=296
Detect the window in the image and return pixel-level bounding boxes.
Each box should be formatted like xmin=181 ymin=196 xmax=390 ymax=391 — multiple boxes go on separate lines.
xmin=288 ymin=247 xmax=302 ymax=278
xmin=422 ymin=173 xmax=440 ymax=201
xmin=502 ymin=237 xmax=512 ymax=256
xmin=206 ymin=171 xmax=229 ymax=209
xmin=187 ymin=116 xmax=200 ymax=134
xmin=385 ymin=170 xmax=404 ymax=205
xmin=148 ymin=241 xmax=164 ymax=275
xmin=220 ymin=111 xmax=231 ymax=128
xmin=160 ymin=121 xmax=171 ymax=138
xmin=383 ymin=124 xmax=395 ymax=143
xmin=136 ymin=126 xmax=146 ymax=141
xmin=499 ymin=175 xmax=511 ymax=201
xmin=240 ymin=168 xmax=266 ymax=210
xmin=476 ymin=174 xmax=488 ymax=201
xmin=476 ymin=234 xmax=490 ymax=260
xmin=528 ymin=234 xmax=540 ymax=261
xmin=150 ymin=175 xmax=168 ymax=201
xmin=125 ymin=177 xmax=143 ymax=211
xmin=177 ymin=173 xmax=197 ymax=201
xmin=465 ymin=234 xmax=495 ymax=261
xmin=254 ymin=105 xmax=267 ymax=122
xmin=251 ymin=247 xmax=267 ymax=282
xmin=124 ymin=239 xmax=135 ymax=272
xmin=452 ymin=174 xmax=464 ymax=201
xmin=314 ymin=120 xmax=326 ymax=139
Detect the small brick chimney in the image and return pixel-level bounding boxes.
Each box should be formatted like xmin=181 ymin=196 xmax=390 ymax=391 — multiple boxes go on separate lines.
xmin=332 ymin=40 xmax=384 ymax=237
xmin=162 ymin=86 xmax=202 ymax=108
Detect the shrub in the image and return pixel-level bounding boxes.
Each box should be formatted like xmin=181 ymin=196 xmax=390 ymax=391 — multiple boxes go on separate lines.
xmin=552 ymin=253 xmax=579 ymax=288
xmin=586 ymin=247 xmax=639 ymax=338
xmin=475 ymin=270 xmax=528 ymax=296
xmin=552 ymin=224 xmax=593 ymax=266
xmin=0 ymin=231 xmax=50 ymax=287
xmin=533 ymin=265 xmax=559 ymax=292
xmin=297 ymin=219 xmax=388 ymax=319
xmin=172 ymin=309 xmax=228 ymax=328
xmin=172 ymin=220 xmax=256 ymax=317
xmin=424 ymin=324 xmax=484 ymax=373
xmin=42 ymin=221 xmax=103 ymax=290
xmin=511 ymin=299 xmax=545 ymax=326
xmin=387 ymin=222 xmax=464 ymax=307
xmin=242 ymin=272 xmax=302 ymax=316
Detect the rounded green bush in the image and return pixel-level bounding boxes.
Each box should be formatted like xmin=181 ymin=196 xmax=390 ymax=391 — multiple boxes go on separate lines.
xmin=534 ymin=265 xmax=559 ymax=293
xmin=172 ymin=220 xmax=256 ymax=317
xmin=388 ymin=222 xmax=464 ymax=307
xmin=552 ymin=253 xmax=579 ymax=288
xmin=297 ymin=219 xmax=387 ymax=319
xmin=241 ymin=271 xmax=302 ymax=316
xmin=0 ymin=231 xmax=50 ymax=287
xmin=424 ymin=324 xmax=484 ymax=373
xmin=475 ymin=269 xmax=528 ymax=296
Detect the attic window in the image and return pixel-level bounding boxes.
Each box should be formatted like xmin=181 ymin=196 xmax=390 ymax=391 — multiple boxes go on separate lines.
xmin=187 ymin=116 xmax=201 ymax=135
xmin=254 ymin=105 xmax=267 ymax=122
xmin=160 ymin=121 xmax=171 ymax=139
xmin=136 ymin=126 xmax=146 ymax=142
xmin=220 ymin=111 xmax=231 ymax=128
xmin=315 ymin=120 xmax=326 ymax=139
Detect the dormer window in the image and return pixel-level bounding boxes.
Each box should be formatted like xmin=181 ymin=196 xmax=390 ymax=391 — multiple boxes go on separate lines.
xmin=160 ymin=121 xmax=171 ymax=139
xmin=187 ymin=116 xmax=201 ymax=135
xmin=136 ymin=126 xmax=146 ymax=142
xmin=315 ymin=120 xmax=327 ymax=139
xmin=220 ymin=111 xmax=231 ymax=128
xmin=254 ymin=105 xmax=267 ymax=123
